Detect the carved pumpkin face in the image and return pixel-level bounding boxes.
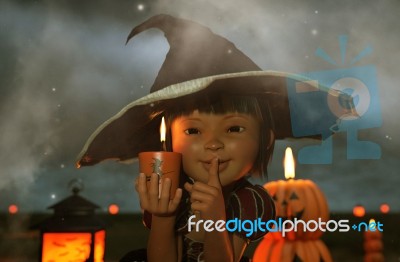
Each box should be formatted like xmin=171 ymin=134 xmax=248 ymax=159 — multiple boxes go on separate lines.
xmin=253 ymin=234 xmax=333 ymax=262
xmin=269 ymin=180 xmax=305 ymax=220
xmin=264 ymin=179 xmax=329 ymax=240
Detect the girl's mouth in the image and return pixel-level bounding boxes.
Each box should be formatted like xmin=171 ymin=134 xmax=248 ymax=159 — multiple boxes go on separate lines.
xmin=201 ymin=160 xmax=230 ymax=173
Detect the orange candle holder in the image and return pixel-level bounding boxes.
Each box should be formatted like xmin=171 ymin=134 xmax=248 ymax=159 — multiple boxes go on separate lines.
xmin=139 ymin=151 xmax=181 ymax=198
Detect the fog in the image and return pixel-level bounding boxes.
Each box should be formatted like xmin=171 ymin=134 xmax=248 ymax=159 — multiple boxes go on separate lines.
xmin=0 ymin=0 xmax=399 ymax=214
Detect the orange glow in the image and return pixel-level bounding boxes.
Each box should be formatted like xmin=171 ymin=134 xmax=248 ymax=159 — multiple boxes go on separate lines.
xmin=108 ymin=204 xmax=119 ymax=215
xmin=42 ymin=231 xmax=105 ymax=262
xmin=160 ymin=117 xmax=166 ymax=143
xmin=284 ymin=147 xmax=295 ymax=179
xmin=380 ymin=204 xmax=390 ymax=214
xmin=353 ymin=205 xmax=366 ymax=217
xmin=8 ymin=204 xmax=18 ymax=214
xmin=42 ymin=233 xmax=91 ymax=262
xmin=95 ymin=230 xmax=106 ymax=262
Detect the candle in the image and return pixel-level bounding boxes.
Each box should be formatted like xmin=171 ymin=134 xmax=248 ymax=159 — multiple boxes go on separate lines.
xmin=264 ymin=147 xmax=330 ymax=240
xmin=138 ymin=116 xmax=181 ymax=198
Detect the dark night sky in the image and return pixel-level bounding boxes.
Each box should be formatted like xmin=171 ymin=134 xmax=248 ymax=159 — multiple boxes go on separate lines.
xmin=1 ymin=0 xmax=399 ymax=214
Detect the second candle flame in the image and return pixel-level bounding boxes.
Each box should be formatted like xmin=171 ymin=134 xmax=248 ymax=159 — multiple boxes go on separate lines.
xmin=160 ymin=117 xmax=167 ymax=151
xmin=284 ymin=147 xmax=295 ymax=179
xmin=160 ymin=117 xmax=166 ymax=143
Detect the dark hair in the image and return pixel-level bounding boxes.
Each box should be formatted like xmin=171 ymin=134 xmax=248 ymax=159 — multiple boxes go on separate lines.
xmin=162 ymin=91 xmax=275 ymax=177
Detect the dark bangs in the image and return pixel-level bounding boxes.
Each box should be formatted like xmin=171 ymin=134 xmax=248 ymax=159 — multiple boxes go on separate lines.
xmin=166 ymin=93 xmax=264 ymax=122
xmin=163 ymin=92 xmax=275 ymax=178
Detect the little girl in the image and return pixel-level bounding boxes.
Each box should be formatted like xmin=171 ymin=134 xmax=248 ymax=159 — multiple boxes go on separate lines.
xmin=76 ymin=14 xmax=353 ymax=262
xmin=136 ymin=93 xmax=276 ymax=261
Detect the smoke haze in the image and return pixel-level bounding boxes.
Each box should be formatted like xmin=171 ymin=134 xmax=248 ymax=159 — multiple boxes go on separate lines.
xmin=0 ymin=0 xmax=399 ymax=213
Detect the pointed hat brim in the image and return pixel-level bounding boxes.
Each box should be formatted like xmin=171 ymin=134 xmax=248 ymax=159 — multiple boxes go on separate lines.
xmin=76 ymin=70 xmax=355 ymax=167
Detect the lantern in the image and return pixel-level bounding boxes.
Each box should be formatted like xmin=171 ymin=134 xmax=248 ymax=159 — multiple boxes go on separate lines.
xmin=33 ymin=180 xmax=106 ymax=262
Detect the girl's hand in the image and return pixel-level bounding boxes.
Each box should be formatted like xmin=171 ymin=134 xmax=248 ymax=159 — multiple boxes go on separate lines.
xmin=184 ymin=158 xmax=226 ymax=221
xmin=135 ymin=172 xmax=182 ymax=217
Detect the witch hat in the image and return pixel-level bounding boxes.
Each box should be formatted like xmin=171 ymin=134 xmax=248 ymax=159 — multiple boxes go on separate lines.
xmin=76 ymin=14 xmax=354 ymax=167
xmin=127 ymin=14 xmax=261 ymax=93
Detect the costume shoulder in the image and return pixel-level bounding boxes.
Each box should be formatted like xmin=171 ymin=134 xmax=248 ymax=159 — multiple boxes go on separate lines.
xmin=227 ymin=179 xmax=276 ymax=241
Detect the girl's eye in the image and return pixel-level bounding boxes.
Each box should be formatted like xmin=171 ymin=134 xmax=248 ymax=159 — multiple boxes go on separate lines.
xmin=228 ymin=126 xmax=245 ymax=133
xmin=184 ymin=128 xmax=200 ymax=135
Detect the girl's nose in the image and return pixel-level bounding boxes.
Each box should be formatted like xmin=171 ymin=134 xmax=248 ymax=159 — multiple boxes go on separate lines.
xmin=204 ymin=138 xmax=224 ymax=150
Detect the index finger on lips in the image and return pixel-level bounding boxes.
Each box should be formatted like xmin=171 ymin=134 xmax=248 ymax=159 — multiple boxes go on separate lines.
xmin=207 ymin=157 xmax=221 ymax=188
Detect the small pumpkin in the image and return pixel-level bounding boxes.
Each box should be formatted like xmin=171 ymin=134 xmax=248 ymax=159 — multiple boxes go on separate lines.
xmin=253 ymin=233 xmax=333 ymax=262
xmin=264 ymin=179 xmax=329 ymax=240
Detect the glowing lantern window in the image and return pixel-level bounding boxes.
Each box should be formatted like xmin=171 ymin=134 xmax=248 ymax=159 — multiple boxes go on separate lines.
xmin=33 ymin=180 xmax=106 ymax=262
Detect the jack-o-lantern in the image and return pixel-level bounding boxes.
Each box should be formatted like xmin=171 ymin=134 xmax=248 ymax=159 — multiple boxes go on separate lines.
xmin=265 ymin=179 xmax=329 ymax=240
xmin=253 ymin=233 xmax=333 ymax=262
xmin=264 ymin=148 xmax=329 ymax=240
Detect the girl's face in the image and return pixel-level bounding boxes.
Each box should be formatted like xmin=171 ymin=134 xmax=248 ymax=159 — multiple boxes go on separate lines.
xmin=171 ymin=110 xmax=260 ymax=186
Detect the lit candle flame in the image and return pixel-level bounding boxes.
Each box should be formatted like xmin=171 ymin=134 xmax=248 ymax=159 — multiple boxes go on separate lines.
xmin=160 ymin=117 xmax=166 ymax=143
xmin=160 ymin=117 xmax=167 ymax=151
xmin=284 ymin=147 xmax=295 ymax=179
xmin=369 ymin=218 xmax=377 ymax=231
